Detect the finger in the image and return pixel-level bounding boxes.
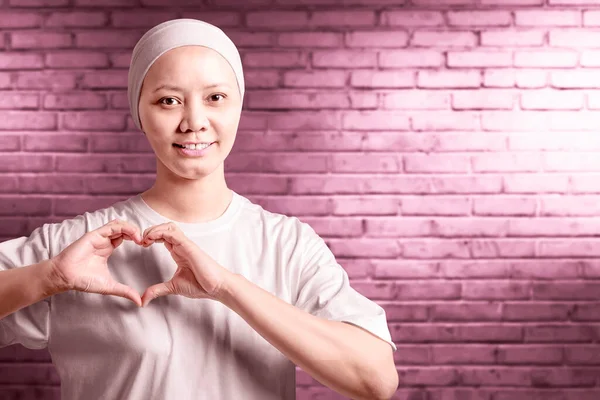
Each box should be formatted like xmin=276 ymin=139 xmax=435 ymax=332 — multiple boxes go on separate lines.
xmin=142 ymin=223 xmax=172 ymax=244
xmin=110 ymin=236 xmax=124 ymax=248
xmin=98 ymin=220 xmax=142 ymax=244
xmin=141 ymin=282 xmax=174 ymax=307
xmin=145 ymin=228 xmax=185 ymax=248
xmin=107 ymin=281 xmax=142 ymax=307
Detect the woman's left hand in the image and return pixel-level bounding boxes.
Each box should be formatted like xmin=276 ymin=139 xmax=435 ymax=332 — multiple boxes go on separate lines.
xmin=139 ymin=222 xmax=232 ymax=307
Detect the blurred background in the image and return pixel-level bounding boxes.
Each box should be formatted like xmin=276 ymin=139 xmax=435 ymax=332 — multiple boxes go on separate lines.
xmin=2 ymin=0 xmax=600 ymax=399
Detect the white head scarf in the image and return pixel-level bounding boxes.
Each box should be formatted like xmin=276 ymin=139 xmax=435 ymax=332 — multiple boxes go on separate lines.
xmin=127 ymin=18 xmax=245 ymax=133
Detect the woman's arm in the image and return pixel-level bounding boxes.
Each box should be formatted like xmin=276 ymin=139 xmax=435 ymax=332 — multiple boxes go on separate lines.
xmin=0 ymin=259 xmax=66 ymax=321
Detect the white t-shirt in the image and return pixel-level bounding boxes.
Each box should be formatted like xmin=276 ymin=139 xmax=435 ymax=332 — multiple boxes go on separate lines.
xmin=0 ymin=191 xmax=396 ymax=400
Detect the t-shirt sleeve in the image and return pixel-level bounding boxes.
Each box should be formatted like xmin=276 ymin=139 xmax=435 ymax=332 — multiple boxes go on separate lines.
xmin=293 ymin=223 xmax=397 ymax=352
xmin=0 ymin=225 xmax=52 ymax=350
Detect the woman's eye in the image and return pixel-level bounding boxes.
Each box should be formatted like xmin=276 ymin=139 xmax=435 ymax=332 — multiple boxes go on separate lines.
xmin=210 ymin=94 xmax=225 ymax=102
xmin=160 ymin=97 xmax=179 ymax=106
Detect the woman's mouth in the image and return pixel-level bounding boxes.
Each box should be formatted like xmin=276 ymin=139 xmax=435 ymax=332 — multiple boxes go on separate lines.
xmin=173 ymin=142 xmax=214 ymax=157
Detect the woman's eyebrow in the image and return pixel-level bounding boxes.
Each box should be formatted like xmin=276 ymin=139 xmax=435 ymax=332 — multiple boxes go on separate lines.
xmin=152 ymin=83 xmax=231 ymax=93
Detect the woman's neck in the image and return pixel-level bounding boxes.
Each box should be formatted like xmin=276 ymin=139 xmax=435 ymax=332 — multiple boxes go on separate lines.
xmin=140 ymin=169 xmax=233 ymax=224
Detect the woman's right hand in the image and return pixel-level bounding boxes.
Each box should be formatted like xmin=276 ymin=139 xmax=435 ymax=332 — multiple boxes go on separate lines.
xmin=48 ymin=219 xmax=143 ymax=307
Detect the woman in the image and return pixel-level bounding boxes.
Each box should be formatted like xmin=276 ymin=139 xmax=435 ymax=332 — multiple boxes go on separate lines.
xmin=0 ymin=19 xmax=397 ymax=400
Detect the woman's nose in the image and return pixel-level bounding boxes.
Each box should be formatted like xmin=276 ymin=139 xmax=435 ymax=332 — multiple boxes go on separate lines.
xmin=179 ymin=102 xmax=209 ymax=133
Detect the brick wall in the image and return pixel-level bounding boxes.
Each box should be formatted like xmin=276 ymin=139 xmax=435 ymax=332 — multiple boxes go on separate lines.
xmin=2 ymin=0 xmax=600 ymax=399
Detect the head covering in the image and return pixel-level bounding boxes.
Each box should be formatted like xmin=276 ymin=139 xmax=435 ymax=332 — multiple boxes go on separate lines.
xmin=127 ymin=18 xmax=245 ymax=133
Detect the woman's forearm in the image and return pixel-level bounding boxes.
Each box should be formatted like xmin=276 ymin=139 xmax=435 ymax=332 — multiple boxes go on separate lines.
xmin=0 ymin=259 xmax=65 ymax=321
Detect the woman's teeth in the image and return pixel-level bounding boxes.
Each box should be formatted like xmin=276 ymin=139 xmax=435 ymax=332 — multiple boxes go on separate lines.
xmin=176 ymin=143 xmax=211 ymax=150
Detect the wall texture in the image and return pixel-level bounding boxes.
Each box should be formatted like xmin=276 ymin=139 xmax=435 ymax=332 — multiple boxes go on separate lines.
xmin=2 ymin=0 xmax=600 ymax=399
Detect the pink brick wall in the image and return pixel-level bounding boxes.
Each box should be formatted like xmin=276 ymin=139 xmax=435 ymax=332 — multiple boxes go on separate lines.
xmin=2 ymin=0 xmax=600 ymax=399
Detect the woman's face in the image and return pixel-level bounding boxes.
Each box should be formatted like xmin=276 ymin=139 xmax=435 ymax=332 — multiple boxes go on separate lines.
xmin=138 ymin=45 xmax=242 ymax=181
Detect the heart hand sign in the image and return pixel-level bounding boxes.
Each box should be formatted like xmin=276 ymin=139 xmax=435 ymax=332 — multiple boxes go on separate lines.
xmin=49 ymin=219 xmax=232 ymax=308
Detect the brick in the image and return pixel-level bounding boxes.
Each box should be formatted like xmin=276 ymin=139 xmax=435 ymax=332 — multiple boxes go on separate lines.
xmin=584 ymin=10 xmax=600 ymax=26
xmin=515 ymin=10 xmax=580 ymax=26
xmin=310 ymin=10 xmax=375 ymax=27
xmin=19 ymin=175 xmax=86 ymax=193
xmin=417 ymin=70 xmax=480 ymax=88
xmin=411 ymin=31 xmax=476 ymax=47
xmin=463 ymin=281 xmax=531 ymax=300
xmin=0 ymin=92 xmax=38 ymax=109
xmin=313 ymin=50 xmax=376 ymax=68
xmin=452 ymin=90 xmax=515 ymax=110
xmin=552 ymin=70 xmax=600 ymax=88
xmin=392 ymin=345 xmax=430 ymax=364
xmin=411 ymin=111 xmax=480 ymax=131
xmin=364 ymin=218 xmax=432 ymax=237
xmin=469 ymin=239 xmax=535 ymax=258
xmin=544 ymin=152 xmax=600 ymax=171
xmin=110 ymin=10 xmax=178 ymax=27
xmin=0 ymin=11 xmax=42 ymax=28
xmin=448 ymin=11 xmax=512 ymax=26
xmin=16 ymin=71 xmax=77 ymax=90
xmin=53 ymin=196 xmax=126 ymax=216
xmin=23 ymin=133 xmax=88 ymax=152
xmin=86 ymin=175 xmax=155 ymax=194
xmin=384 ymin=90 xmax=449 ymax=110
xmin=509 ymin=260 xmax=579 ymax=279
xmin=432 ymin=345 xmax=497 ymax=364
xmin=400 ymin=196 xmax=470 ymax=216
xmin=179 ymin=12 xmax=241 ymax=28
xmin=11 ymin=32 xmax=72 ymax=49
xmin=539 ymin=239 xmax=600 ymax=257
xmin=229 ymin=153 xmax=328 ymax=173
xmin=46 ymin=11 xmax=107 ymax=27
xmin=550 ymin=30 xmax=600 ymax=47
xmin=566 ymin=346 xmax=600 ymax=365
xmin=246 ymin=90 xmax=349 ymax=110
xmin=380 ymin=50 xmax=443 ymax=68
xmin=246 ymin=11 xmax=309 ymax=29
xmin=244 ymin=51 xmax=306 ymax=68
xmin=533 ymin=282 xmax=600 ymax=300
xmin=346 ymin=31 xmax=409 ymax=47
xmin=448 ymin=51 xmax=512 ymax=68
xmin=459 ymin=367 xmax=530 ymax=386
xmin=441 ymin=261 xmax=510 ymax=278
xmin=0 ymin=197 xmax=52 ymax=215
xmin=473 ymin=197 xmax=537 ymax=216
xmin=278 ymin=32 xmax=341 ymax=48
xmin=44 ymin=93 xmax=106 ymax=110
xmin=395 ymin=281 xmax=462 ymax=300
xmin=521 ymin=90 xmax=583 ymax=110
xmin=0 ymin=53 xmax=43 ymax=69
xmin=481 ymin=29 xmax=545 ymax=46
xmin=381 ymin=10 xmax=444 ymax=27
xmin=327 ymin=238 xmax=401 ymax=258
xmin=515 ymin=51 xmax=578 ymax=68
xmin=401 ymin=239 xmax=471 ymax=258
xmin=582 ymin=51 xmax=600 ymax=67
xmin=80 ymin=70 xmax=128 ymax=89
xmin=9 ymin=0 xmax=68 ymax=5
xmin=497 ymin=345 xmax=563 ymax=364
xmin=0 ymin=111 xmax=56 ymax=130
xmin=75 ymin=30 xmax=141 ymax=48
xmin=268 ymin=111 xmax=338 ymax=130
xmin=227 ymin=174 xmax=289 ymax=194
xmin=46 ymin=52 xmax=109 ymax=68
xmin=431 ymin=303 xmax=502 ymax=321
xmin=397 ymin=367 xmax=459 ymax=386
xmin=61 ymin=112 xmax=126 ymax=131
xmin=343 ymin=111 xmax=410 ymax=130
xmin=374 ymin=261 xmax=439 ymax=278
xmin=245 ymin=70 xmax=280 ymax=89
xmin=331 ymin=154 xmax=400 ymax=173
xmin=0 ymin=135 xmax=20 ymax=151
xmin=571 ymin=304 xmax=600 ymax=321
xmin=55 ymin=154 xmax=119 ymax=172
xmin=472 ymin=152 xmax=541 ymax=172
xmin=351 ymin=70 xmax=414 ymax=88
xmin=0 ymin=155 xmax=53 ymax=172
xmin=75 ymin=0 xmax=137 ymax=5
xmin=404 ymin=154 xmax=470 ymax=173
xmin=226 ymin=31 xmax=274 ymax=47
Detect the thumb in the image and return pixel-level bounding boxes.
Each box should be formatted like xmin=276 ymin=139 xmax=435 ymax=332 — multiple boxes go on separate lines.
xmin=106 ymin=281 xmax=142 ymax=307
xmin=142 ymin=282 xmax=174 ymax=307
